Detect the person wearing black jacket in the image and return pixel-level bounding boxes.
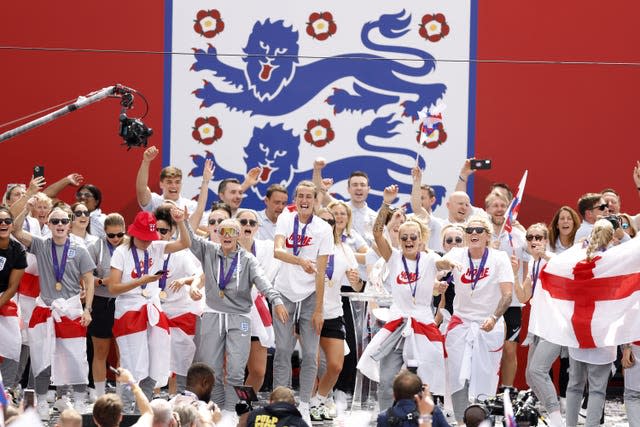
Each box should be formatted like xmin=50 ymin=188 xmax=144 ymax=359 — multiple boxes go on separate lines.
xmin=244 ymin=386 xmax=308 ymax=427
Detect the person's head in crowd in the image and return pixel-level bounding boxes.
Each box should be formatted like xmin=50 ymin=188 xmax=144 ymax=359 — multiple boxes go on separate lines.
xmin=218 ymin=178 xmax=243 ymax=212
xmin=317 ymin=207 xmax=338 ymax=244
xmin=489 ymin=182 xmax=513 ymax=202
xmin=548 ymin=206 xmax=580 ymax=251
xmin=397 ymin=218 xmax=425 ymax=259
xmin=327 ymin=200 xmax=353 ymax=237
xmin=269 ymin=386 xmax=296 ymax=405
xmin=151 ymin=398 xmax=179 ymax=427
xmin=128 ymin=211 xmax=160 ymax=251
xmin=31 ymin=192 xmax=53 ymax=226
xmin=48 ymin=206 xmax=73 ymax=241
xmin=263 ymin=184 xmax=288 ymax=221
xmin=484 ymin=191 xmax=510 ymax=226
xmin=3 ymin=183 xmax=26 ymax=206
xmin=218 ymin=218 xmax=241 ymax=254
xmin=600 ymin=188 xmax=620 ymax=214
xmin=159 ymin=166 xmax=184 ymax=202
xmin=76 ymin=184 xmax=103 ymax=212
xmin=392 ymin=370 xmax=424 ymax=402
xmin=56 ymin=408 xmax=82 ymax=427
xmin=442 ymin=224 xmax=465 ymax=253
xmin=236 ymin=209 xmax=260 ymax=242
xmin=420 ymin=184 xmax=436 ymax=212
xmin=406 ymin=215 xmax=430 ymax=252
xmin=586 ymin=218 xmax=615 ymax=261
xmin=577 ymin=193 xmax=608 ymax=223
xmin=347 ymin=171 xmax=371 ymax=207
xmin=92 ymin=393 xmax=123 ymax=427
xmin=464 ymin=215 xmax=492 ymax=249
xmin=104 ymin=213 xmax=127 ymax=247
xmin=294 ymin=180 xmax=317 ymax=219
xmin=0 ymin=207 xmax=15 ymax=241
xmin=70 ymin=201 xmax=91 ymax=236
xmin=463 ymin=404 xmax=490 ymax=427
xmin=207 ymin=201 xmax=232 ymax=243
xmin=619 ymin=213 xmax=637 ymax=238
xmin=174 ymin=404 xmax=198 ymax=427
xmin=446 ymin=191 xmax=471 ymax=223
xmin=525 ymin=223 xmax=549 ymax=257
xmin=186 ymin=362 xmax=215 ymax=402
xmin=155 ymin=205 xmax=177 ymax=242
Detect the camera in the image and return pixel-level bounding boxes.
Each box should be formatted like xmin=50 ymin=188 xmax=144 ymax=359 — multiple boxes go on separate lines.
xmin=603 ymin=215 xmax=620 ymax=230
xmin=119 ymin=113 xmax=153 ymax=149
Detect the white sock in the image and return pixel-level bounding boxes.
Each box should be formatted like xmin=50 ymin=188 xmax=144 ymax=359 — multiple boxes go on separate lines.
xmin=317 ymin=393 xmax=328 ymax=404
xmin=95 ymin=381 xmax=106 ymax=396
xmin=549 ymin=410 xmax=565 ymax=427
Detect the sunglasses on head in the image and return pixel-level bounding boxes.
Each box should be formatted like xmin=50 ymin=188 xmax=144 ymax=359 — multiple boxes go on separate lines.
xmin=50 ymin=218 xmax=70 ymax=225
xmin=322 ymin=218 xmax=336 ymax=226
xmin=400 ymin=234 xmax=419 ymax=242
xmin=76 ymin=192 xmax=94 ymax=199
xmin=106 ymin=232 xmax=125 ymax=239
xmin=0 ymin=218 xmax=13 ymax=225
xmin=218 ymin=227 xmax=240 ymax=237
xmin=73 ymin=210 xmax=90 ymax=217
xmin=208 ymin=218 xmax=225 ymax=225
xmin=465 ymin=227 xmax=486 ymax=235
xmin=592 ymin=203 xmax=608 ymax=211
xmin=157 ymin=228 xmax=171 ymax=235
xmin=445 ymin=236 xmax=463 ymax=245
xmin=239 ymin=219 xmax=258 ymax=227
xmin=622 ymin=223 xmax=630 ymax=230
xmin=526 ymin=234 xmax=544 ymax=242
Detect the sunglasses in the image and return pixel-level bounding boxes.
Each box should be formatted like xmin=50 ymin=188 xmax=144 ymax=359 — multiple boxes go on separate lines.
xmin=526 ymin=234 xmax=544 ymax=242
xmin=76 ymin=192 xmax=94 ymax=199
xmin=322 ymin=218 xmax=336 ymax=226
xmin=50 ymin=218 xmax=71 ymax=225
xmin=239 ymin=219 xmax=258 ymax=227
xmin=592 ymin=203 xmax=608 ymax=211
xmin=106 ymin=232 xmax=125 ymax=239
xmin=400 ymin=234 xmax=419 ymax=242
xmin=445 ymin=236 xmax=463 ymax=245
xmin=622 ymin=223 xmax=630 ymax=230
xmin=157 ymin=228 xmax=171 ymax=235
xmin=465 ymin=227 xmax=486 ymax=235
xmin=73 ymin=210 xmax=90 ymax=217
xmin=0 ymin=218 xmax=14 ymax=225
xmin=208 ymin=218 xmax=225 ymax=225
xmin=218 ymin=227 xmax=240 ymax=237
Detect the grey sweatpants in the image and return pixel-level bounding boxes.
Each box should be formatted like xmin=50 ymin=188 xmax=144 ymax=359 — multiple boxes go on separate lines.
xmin=565 ymin=357 xmax=610 ymax=427
xmin=273 ymin=293 xmax=320 ymax=404
xmin=626 ymin=388 xmax=640 ymax=427
xmin=34 ymin=366 xmax=86 ymax=396
xmin=195 ymin=312 xmax=251 ymax=411
xmin=526 ymin=335 xmax=562 ymax=414
xmin=378 ymin=343 xmax=404 ymax=412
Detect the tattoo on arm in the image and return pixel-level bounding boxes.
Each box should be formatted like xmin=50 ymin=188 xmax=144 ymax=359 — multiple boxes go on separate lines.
xmin=494 ymin=293 xmax=512 ymax=318
xmin=374 ymin=204 xmax=390 ymax=235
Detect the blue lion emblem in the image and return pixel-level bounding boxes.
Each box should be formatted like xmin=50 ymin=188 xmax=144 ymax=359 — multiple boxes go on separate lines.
xmin=192 ymin=10 xmax=446 ymax=119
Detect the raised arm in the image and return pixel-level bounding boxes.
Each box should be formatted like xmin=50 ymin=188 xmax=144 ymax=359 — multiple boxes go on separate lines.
xmin=240 ymin=166 xmax=261 ymax=193
xmin=410 ymin=165 xmax=429 ymax=218
xmin=454 ymin=158 xmax=474 ymax=193
xmin=189 ymin=159 xmax=214 ymax=231
xmin=312 ymin=158 xmax=336 ymax=206
xmin=11 ymin=197 xmax=35 ymax=248
xmin=373 ymin=185 xmax=398 ymax=262
xmin=42 ymin=173 xmax=84 ymax=200
xmin=9 ymin=176 xmax=45 ymax=218
xmin=165 ymin=207 xmax=191 ymax=253
xmin=136 ymin=146 xmax=159 ymax=208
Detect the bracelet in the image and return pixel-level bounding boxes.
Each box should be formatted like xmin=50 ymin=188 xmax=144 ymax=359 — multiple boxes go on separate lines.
xmin=458 ymin=175 xmax=467 ymax=183
xmin=418 ymin=415 xmax=432 ymax=424
xmin=490 ymin=314 xmax=498 ymax=322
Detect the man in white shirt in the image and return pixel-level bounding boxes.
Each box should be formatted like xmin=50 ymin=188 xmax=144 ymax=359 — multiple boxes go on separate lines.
xmin=575 ymin=193 xmax=609 ymax=242
xmin=256 ymin=184 xmax=288 ymax=240
xmin=345 ymin=171 xmax=378 ymax=246
xmin=218 ymin=178 xmax=244 ymax=217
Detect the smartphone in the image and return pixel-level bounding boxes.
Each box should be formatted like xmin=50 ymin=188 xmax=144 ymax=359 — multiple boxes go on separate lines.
xmin=154 ymin=270 xmax=168 ymax=276
xmin=469 ymin=159 xmax=491 ymax=170
xmin=233 ymin=385 xmax=259 ymax=402
xmin=23 ymin=388 xmax=35 ymax=409
xmin=33 ymin=165 xmax=45 ymax=179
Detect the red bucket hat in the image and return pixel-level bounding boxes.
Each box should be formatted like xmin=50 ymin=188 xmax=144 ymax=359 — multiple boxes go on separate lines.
xmin=128 ymin=211 xmax=160 ymax=241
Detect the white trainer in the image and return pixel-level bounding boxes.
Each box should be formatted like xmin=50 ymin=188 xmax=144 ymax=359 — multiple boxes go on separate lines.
xmin=37 ymin=398 xmax=50 ymax=421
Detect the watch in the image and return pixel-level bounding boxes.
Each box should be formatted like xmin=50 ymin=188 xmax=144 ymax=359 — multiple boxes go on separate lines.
xmin=84 ymin=306 xmax=92 ymax=313
xmin=490 ymin=314 xmax=498 ymax=322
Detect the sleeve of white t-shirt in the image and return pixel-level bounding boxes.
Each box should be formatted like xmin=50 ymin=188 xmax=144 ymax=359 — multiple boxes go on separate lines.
xmin=110 ymin=245 xmax=126 ymax=272
xmin=274 ymin=214 xmax=290 ymax=238
xmin=140 ymin=192 xmax=163 ymax=211
xmin=494 ymin=250 xmax=515 ymax=283
xmin=316 ymin=225 xmax=334 ymax=257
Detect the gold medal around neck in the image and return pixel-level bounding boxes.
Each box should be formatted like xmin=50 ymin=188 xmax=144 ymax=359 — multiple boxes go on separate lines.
xmin=327 ymin=279 xmax=334 ymax=288
xmin=55 ymin=282 xmax=62 ymax=291
xmin=159 ymin=290 xmax=168 ymax=300
xmin=141 ymin=289 xmax=150 ymax=298
xmin=219 ymin=290 xmax=225 ymax=299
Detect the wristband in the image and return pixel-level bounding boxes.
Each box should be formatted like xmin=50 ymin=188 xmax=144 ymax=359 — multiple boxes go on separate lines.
xmin=458 ymin=175 xmax=467 ymax=183
xmin=418 ymin=415 xmax=432 ymax=424
xmin=490 ymin=314 xmax=498 ymax=322
xmin=84 ymin=306 xmax=92 ymax=314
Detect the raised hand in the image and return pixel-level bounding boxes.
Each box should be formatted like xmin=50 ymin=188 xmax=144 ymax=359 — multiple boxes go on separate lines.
xmin=383 ymin=184 xmax=399 ymax=205
xmin=143 ymin=146 xmax=159 ymax=162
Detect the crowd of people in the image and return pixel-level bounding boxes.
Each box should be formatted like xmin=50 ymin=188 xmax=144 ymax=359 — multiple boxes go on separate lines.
xmin=1 ymin=145 xmax=640 ymax=427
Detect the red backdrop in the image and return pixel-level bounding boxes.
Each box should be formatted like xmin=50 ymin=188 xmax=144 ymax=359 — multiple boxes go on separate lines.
xmin=2 ymin=1 xmax=640 ymax=389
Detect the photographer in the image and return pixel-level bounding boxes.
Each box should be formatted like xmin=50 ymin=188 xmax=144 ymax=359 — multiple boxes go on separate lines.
xmin=242 ymin=386 xmax=308 ymax=427
xmin=377 ymin=370 xmax=449 ymax=427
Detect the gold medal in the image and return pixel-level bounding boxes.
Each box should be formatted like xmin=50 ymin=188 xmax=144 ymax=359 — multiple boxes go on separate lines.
xmin=159 ymin=290 xmax=168 ymax=300
xmin=327 ymin=279 xmax=334 ymax=288
xmin=219 ymin=290 xmax=225 ymax=299
xmin=55 ymin=282 xmax=62 ymax=291
xmin=412 ymin=296 xmax=416 ymax=305
xmin=141 ymin=289 xmax=150 ymax=297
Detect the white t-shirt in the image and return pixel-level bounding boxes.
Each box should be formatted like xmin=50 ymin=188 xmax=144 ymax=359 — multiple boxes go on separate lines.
xmin=274 ymin=213 xmax=334 ymax=302
xmin=386 ymin=248 xmax=441 ymax=323
xmin=23 ymin=216 xmax=42 ymax=276
xmin=323 ymin=243 xmax=357 ymax=319
xmin=348 ymin=202 xmax=376 ymax=246
xmin=444 ymin=247 xmax=514 ymax=323
xmin=158 ymin=248 xmax=202 ymax=307
xmin=427 ymin=215 xmax=445 ymax=253
xmin=492 ymin=226 xmax=530 ymax=307
xmin=111 ymin=241 xmax=168 ymax=298
xmin=574 ymin=221 xmax=593 ymax=242
xmin=252 ymin=238 xmax=280 ymax=283
xmin=256 ymin=210 xmax=277 ymax=241
xmin=141 ymin=192 xmax=198 ymax=215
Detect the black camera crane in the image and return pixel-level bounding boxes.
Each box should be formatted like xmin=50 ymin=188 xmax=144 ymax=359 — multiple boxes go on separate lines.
xmin=0 ymin=84 xmax=152 ymax=149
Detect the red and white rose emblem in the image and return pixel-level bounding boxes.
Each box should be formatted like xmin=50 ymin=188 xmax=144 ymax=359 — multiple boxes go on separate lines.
xmin=193 ymin=9 xmax=225 ymax=38
xmin=419 ymin=13 xmax=450 ymax=42
xmin=192 ymin=117 xmax=223 ymax=145
xmin=416 ymin=122 xmax=447 ymax=149
xmin=306 ymin=12 xmax=337 ymax=41
xmin=304 ymin=119 xmax=335 ymax=147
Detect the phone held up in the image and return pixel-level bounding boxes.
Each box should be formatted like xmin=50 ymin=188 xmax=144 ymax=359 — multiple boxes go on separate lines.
xmin=469 ymin=159 xmax=492 ymax=170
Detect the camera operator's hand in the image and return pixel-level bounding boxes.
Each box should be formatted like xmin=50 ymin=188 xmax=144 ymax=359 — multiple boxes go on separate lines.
xmin=414 ymin=384 xmax=435 ymax=417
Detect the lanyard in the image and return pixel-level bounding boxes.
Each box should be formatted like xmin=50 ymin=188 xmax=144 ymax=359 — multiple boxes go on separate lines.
xmin=467 ymin=248 xmax=489 ymax=292
xmin=218 ymin=253 xmax=239 ymax=291
xmin=131 ymin=247 xmax=150 ymax=289
xmin=531 ymin=258 xmax=542 ymax=295
xmin=402 ymin=253 xmax=420 ymax=303
xmin=326 ymin=255 xmax=335 ymax=280
xmin=292 ymin=215 xmax=312 ymax=256
xmin=158 ymin=253 xmax=171 ymax=291
xmin=107 ymin=241 xmax=115 ymax=256
xmin=51 ymin=239 xmax=71 ymax=283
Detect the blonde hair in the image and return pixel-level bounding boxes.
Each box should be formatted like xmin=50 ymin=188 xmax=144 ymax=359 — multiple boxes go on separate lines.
xmin=270 ymin=386 xmax=296 ymax=405
xmin=484 ymin=191 xmax=509 ymax=209
xmin=327 ymin=200 xmax=353 ymax=235
xmin=620 ymin=213 xmax=637 ymax=238
xmin=317 ymin=207 xmax=338 ymax=244
xmin=58 ymin=408 xmax=82 ymax=427
xmin=527 ymin=222 xmax=549 ymax=239
xmin=32 ymin=192 xmax=52 ymax=208
xmin=403 ymin=215 xmax=430 ymax=243
xmin=105 ymin=213 xmax=125 ymax=228
xmin=585 ymin=219 xmax=614 ymax=261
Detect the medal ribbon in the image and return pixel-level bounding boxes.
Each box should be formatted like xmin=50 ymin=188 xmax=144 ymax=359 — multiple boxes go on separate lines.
xmin=402 ymin=253 xmax=420 ymax=301
xmin=467 ymin=248 xmax=489 ymax=292
xmin=218 ymin=253 xmax=239 ymax=292
xmin=51 ymin=239 xmax=71 ymax=285
xmin=292 ymin=215 xmax=312 ymax=256
xmin=131 ymin=247 xmax=150 ymax=290
xmin=531 ymin=258 xmax=542 ymax=295
xmin=159 ymin=253 xmax=171 ymax=291
xmin=107 ymin=241 xmax=115 ymax=256
xmin=326 ymin=255 xmax=335 ymax=281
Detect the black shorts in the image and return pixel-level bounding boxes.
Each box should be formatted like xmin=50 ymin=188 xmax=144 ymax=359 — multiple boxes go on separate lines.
xmin=320 ymin=317 xmax=346 ymax=340
xmin=88 ymin=296 xmax=116 ymax=339
xmin=503 ymin=306 xmax=522 ymax=343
